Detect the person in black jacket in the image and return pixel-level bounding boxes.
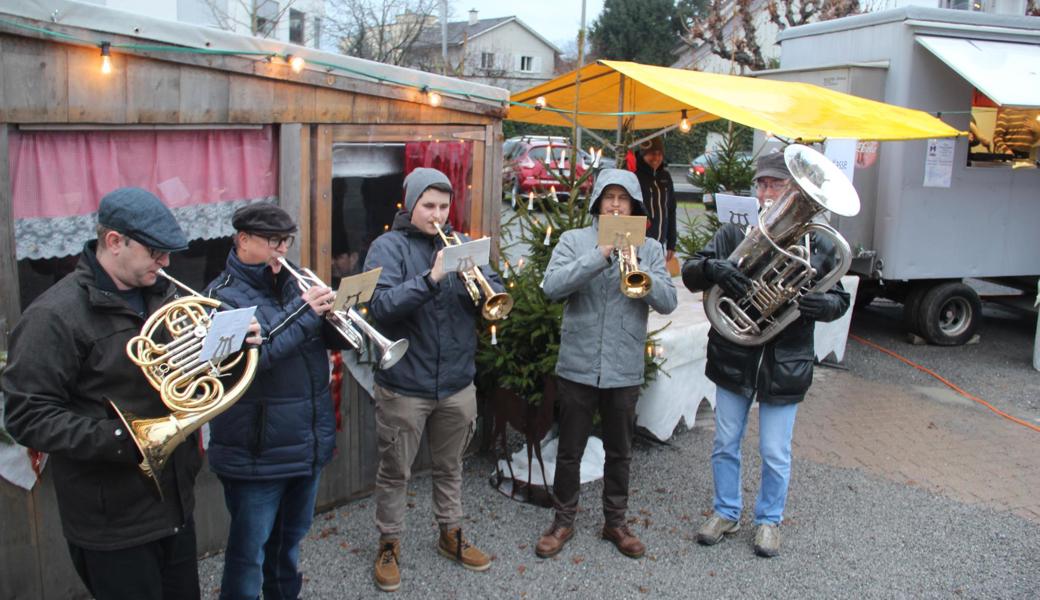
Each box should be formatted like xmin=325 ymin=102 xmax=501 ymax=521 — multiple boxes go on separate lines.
xmin=362 ymin=168 xmax=505 ymax=592
xmin=2 ymin=188 xmax=217 ymax=600
xmin=634 ymin=136 xmax=677 ymax=263
xmin=681 ymin=151 xmax=850 ymax=558
xmin=204 ymin=203 xmax=344 ymax=600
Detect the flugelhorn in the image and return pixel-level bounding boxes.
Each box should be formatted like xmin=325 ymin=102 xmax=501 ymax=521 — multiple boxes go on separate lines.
xmin=276 ymin=258 xmax=408 ymax=370
xmin=122 ymin=269 xmax=259 ymax=495
xmin=703 ymin=144 xmax=860 ymax=346
xmin=613 ymin=229 xmax=651 ymax=299
xmin=433 ymin=222 xmax=513 ymax=321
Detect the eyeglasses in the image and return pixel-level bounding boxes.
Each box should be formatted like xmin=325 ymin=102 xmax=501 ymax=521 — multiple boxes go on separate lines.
xmin=755 ymin=179 xmax=789 ymax=192
xmin=124 ymin=236 xmax=169 ymax=261
xmin=251 ymin=233 xmax=295 ymax=249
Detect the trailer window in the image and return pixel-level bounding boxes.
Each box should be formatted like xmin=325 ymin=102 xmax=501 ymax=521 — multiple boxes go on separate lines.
xmin=968 ymin=104 xmax=1040 ymax=169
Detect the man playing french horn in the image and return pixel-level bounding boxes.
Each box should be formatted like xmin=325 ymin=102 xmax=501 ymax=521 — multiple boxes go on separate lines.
xmin=362 ymin=167 xmax=505 ymax=592
xmin=682 ymin=150 xmax=851 ymax=558
xmin=535 ymin=168 xmax=677 ymax=560
xmin=1 ymin=188 xmax=254 ymax=600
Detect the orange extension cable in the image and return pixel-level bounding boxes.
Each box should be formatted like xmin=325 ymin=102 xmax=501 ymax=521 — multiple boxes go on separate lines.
xmin=849 ymin=333 xmax=1040 ymax=434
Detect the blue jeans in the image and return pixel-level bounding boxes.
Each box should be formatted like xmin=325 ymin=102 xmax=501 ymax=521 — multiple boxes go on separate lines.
xmin=218 ymin=474 xmax=321 ymax=600
xmin=711 ymin=386 xmax=799 ymax=525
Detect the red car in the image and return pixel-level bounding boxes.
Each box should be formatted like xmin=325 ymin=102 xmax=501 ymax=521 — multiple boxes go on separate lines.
xmin=504 ymin=139 xmax=594 ymax=199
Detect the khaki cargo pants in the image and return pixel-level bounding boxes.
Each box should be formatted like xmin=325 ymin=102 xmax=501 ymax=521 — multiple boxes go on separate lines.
xmin=374 ymin=383 xmax=477 ymax=539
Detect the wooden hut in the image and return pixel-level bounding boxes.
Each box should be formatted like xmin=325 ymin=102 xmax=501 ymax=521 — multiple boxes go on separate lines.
xmin=0 ymin=1 xmax=508 ymax=598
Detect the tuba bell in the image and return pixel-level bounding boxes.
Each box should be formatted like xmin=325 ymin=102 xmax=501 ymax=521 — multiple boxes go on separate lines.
xmin=703 ymin=144 xmax=860 ymax=346
xmin=277 ymin=258 xmax=409 ymax=370
xmin=433 ymin=222 xmax=514 ymax=321
xmin=119 ymin=269 xmax=259 ymax=494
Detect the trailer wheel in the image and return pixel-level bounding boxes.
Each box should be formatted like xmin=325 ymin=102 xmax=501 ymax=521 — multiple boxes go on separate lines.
xmin=902 ymin=285 xmax=928 ymax=336
xmin=918 ymin=282 xmax=981 ymax=346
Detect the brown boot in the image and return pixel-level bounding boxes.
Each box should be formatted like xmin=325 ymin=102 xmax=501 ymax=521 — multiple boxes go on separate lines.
xmin=535 ymin=524 xmax=574 ymax=558
xmin=373 ymin=539 xmax=401 ymax=592
xmin=438 ymin=528 xmax=491 ymax=571
xmin=602 ymin=525 xmax=646 ymax=559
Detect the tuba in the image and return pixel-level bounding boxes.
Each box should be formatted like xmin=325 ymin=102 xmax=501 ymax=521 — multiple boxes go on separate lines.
xmin=277 ymin=258 xmax=409 ymax=370
xmin=433 ymin=222 xmax=514 ymax=321
xmin=120 ymin=269 xmax=259 ymax=494
xmin=704 ymin=144 xmax=860 ymax=346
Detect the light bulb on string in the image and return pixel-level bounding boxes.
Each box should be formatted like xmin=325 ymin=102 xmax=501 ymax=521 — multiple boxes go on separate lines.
xmin=287 ymin=54 xmax=305 ymax=73
xmin=422 ymin=86 xmax=442 ymax=107
xmin=679 ymin=109 xmax=691 ymax=134
xmin=100 ymin=42 xmax=112 ymax=75
xmin=534 ymin=96 xmax=547 ymax=110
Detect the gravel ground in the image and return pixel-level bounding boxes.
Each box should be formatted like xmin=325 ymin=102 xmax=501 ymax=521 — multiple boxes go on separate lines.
xmin=847 ymin=299 xmax=1040 ymax=423
xmin=198 ymin=425 xmax=1040 ymax=599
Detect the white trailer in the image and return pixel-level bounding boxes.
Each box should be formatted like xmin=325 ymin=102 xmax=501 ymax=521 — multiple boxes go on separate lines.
xmin=753 ymin=7 xmax=1039 ymax=345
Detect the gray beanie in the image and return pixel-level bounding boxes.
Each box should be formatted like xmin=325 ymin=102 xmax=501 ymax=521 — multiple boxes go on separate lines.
xmin=403 ymin=167 xmax=453 ymax=212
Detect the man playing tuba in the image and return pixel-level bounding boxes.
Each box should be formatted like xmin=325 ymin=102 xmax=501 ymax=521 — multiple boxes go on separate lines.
xmin=2 ymin=188 xmax=240 ymax=599
xmin=535 ymin=169 xmax=677 ymax=560
xmin=682 ymin=151 xmax=850 ymax=558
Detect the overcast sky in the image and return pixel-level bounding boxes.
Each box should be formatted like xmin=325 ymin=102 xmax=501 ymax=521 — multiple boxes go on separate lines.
xmin=451 ymin=0 xmax=606 ymax=50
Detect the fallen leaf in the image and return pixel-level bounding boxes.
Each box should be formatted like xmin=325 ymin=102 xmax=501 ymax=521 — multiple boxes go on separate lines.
xmin=571 ymin=556 xmax=584 ymax=565
xmin=518 ymin=565 xmax=527 ymax=575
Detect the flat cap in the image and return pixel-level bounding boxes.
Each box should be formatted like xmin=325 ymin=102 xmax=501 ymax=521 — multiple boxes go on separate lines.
xmin=97 ymin=187 xmax=188 ymax=252
xmin=755 ymin=150 xmax=792 ymax=181
xmin=232 ymin=203 xmax=298 ymax=234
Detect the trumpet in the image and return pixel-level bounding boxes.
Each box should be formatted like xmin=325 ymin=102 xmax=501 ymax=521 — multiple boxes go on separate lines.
xmin=276 ymin=258 xmax=408 ymax=370
xmin=610 ymin=216 xmax=652 ymax=299
xmin=433 ymin=222 xmax=514 ymax=321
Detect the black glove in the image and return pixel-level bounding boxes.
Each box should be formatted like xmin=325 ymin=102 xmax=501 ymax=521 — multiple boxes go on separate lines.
xmin=704 ymin=259 xmax=751 ymax=298
xmin=797 ymin=292 xmax=836 ymax=320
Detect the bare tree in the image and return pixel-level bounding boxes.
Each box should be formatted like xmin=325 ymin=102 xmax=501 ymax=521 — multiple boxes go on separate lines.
xmin=204 ymin=0 xmax=301 ymax=39
xmin=326 ymin=0 xmax=440 ymax=66
xmin=681 ymin=0 xmax=860 ymax=72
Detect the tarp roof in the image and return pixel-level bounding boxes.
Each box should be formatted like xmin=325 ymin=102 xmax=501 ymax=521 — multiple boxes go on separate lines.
xmin=509 ymin=60 xmax=962 ymax=141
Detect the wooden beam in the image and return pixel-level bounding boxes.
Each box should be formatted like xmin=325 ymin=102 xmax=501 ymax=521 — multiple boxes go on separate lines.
xmin=329 ymin=124 xmax=486 ymax=143
xmin=279 ymin=123 xmax=306 ymax=265
xmin=469 ymin=139 xmax=486 ymax=239
xmin=0 ymin=125 xmax=18 ymax=350
xmin=126 ymin=57 xmax=181 ymax=123
xmin=0 ymin=35 xmax=69 ymax=123
xmin=487 ymin=121 xmax=504 ymax=258
xmin=311 ymin=125 xmax=332 ymax=280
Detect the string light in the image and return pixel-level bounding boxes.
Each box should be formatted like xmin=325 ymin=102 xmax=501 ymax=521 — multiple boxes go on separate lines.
xmin=527 ymin=192 xmax=534 ymax=211
xmin=490 ymin=324 xmax=498 ymax=345
xmin=549 ymin=185 xmax=557 ymax=201
xmin=534 ymin=96 xmax=547 ymax=110
xmin=503 ymin=260 xmax=511 ymax=279
xmin=543 ymin=225 xmax=553 ymax=246
xmin=99 ymin=42 xmax=112 ymax=75
xmin=287 ymin=54 xmax=305 ymax=73
xmin=679 ymin=109 xmax=691 ymax=133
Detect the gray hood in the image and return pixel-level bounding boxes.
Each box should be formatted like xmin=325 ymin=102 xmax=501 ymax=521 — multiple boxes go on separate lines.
xmin=588 ymin=168 xmax=647 ymax=216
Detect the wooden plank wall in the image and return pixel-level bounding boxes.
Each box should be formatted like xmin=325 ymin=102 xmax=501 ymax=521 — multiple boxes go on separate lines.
xmin=0 ymin=125 xmax=16 ymax=349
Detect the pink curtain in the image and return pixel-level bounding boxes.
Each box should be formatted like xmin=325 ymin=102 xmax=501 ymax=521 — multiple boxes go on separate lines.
xmin=403 ymin=141 xmax=473 ymax=232
xmin=10 ymin=127 xmax=278 ymax=219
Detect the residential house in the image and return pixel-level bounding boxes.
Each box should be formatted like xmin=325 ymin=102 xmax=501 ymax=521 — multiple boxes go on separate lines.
xmin=76 ymin=0 xmax=327 ymax=47
xmin=407 ymin=9 xmax=561 ymax=93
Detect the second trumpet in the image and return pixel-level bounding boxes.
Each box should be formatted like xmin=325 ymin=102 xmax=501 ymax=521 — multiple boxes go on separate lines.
xmin=433 ymin=222 xmax=513 ymax=321
xmin=277 ymin=258 xmax=409 ymax=370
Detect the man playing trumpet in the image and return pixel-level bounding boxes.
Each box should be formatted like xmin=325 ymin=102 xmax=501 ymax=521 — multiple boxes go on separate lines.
xmin=204 ymin=203 xmax=346 ymax=600
xmin=363 ymin=168 xmax=505 ymax=592
xmin=535 ymin=169 xmax=677 ymax=560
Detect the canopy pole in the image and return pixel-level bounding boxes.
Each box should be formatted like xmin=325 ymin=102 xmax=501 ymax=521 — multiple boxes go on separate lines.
xmin=573 ymin=0 xmax=587 ymax=152
xmin=615 ymin=74 xmax=625 ymax=167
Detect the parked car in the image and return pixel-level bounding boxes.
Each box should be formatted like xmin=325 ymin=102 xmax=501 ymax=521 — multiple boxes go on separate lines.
xmin=503 ymin=138 xmax=594 ymax=201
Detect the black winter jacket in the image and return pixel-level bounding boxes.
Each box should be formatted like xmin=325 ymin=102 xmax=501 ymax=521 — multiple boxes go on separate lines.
xmin=363 ymin=212 xmax=506 ymax=400
xmin=635 ymin=155 xmax=677 ymax=250
xmin=2 ymin=244 xmax=201 ymax=550
xmin=204 ymin=250 xmax=339 ymax=480
xmin=681 ymin=223 xmax=850 ymax=405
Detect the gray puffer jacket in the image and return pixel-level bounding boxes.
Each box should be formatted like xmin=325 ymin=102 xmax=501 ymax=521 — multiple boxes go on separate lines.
xmin=541 ymin=169 xmax=678 ymax=389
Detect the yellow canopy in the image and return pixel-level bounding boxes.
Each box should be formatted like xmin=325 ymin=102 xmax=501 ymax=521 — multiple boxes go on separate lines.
xmin=509 ymin=60 xmax=962 ymax=141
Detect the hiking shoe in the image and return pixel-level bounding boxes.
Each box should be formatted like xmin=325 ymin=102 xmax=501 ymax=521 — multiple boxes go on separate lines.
xmin=374 ymin=539 xmax=401 ymax=592
xmin=753 ymin=524 xmax=781 ymax=558
xmin=535 ymin=524 xmax=574 ymax=558
xmin=601 ymin=525 xmax=646 ymax=559
xmin=438 ymin=528 xmax=491 ymax=571
xmin=696 ymin=513 xmax=740 ymax=546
